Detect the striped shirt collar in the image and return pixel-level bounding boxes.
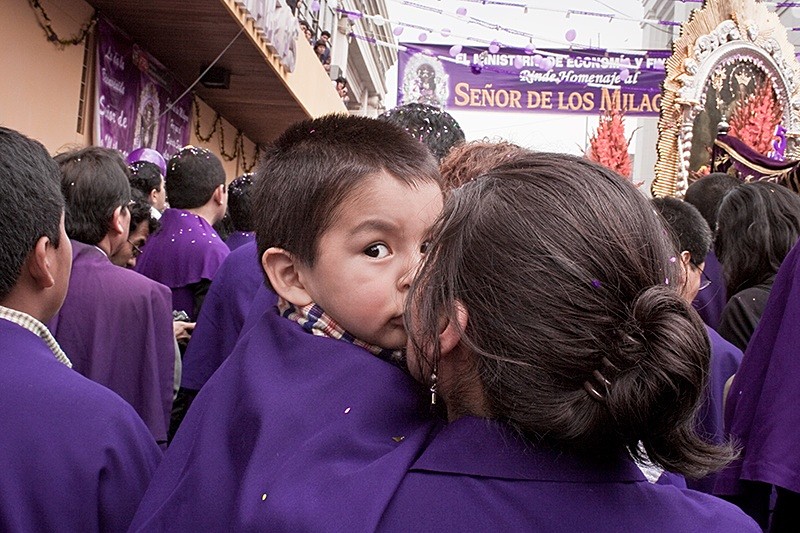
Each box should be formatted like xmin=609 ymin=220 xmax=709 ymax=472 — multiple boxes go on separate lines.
xmin=278 ymin=299 xmax=405 ymax=367
xmin=0 ymin=305 xmax=72 ymax=368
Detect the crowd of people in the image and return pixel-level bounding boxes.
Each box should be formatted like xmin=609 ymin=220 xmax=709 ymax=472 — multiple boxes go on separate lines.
xmin=1 ymin=102 xmax=799 ymax=531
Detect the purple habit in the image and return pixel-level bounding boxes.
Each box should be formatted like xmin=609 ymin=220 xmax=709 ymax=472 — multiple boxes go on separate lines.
xmin=376 ymin=417 xmax=757 ymax=532
xmin=0 ymin=319 xmax=161 ymax=532
xmin=49 ymin=241 xmax=175 ymax=445
xmin=135 ymin=208 xmax=229 ymax=319
xmin=130 ymin=308 xmax=437 ymax=531
xmin=692 ymin=250 xmax=726 ymax=330
xmin=715 ymin=240 xmax=800 ymax=497
xmin=224 ymin=230 xmax=255 ymax=252
xmin=181 ymin=240 xmax=275 ymax=390
xmin=687 ymin=325 xmax=743 ymax=494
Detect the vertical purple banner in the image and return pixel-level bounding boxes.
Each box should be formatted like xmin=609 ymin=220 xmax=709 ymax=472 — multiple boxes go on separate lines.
xmin=397 ymin=44 xmax=669 ymax=117
xmin=95 ymin=18 xmax=191 ymax=159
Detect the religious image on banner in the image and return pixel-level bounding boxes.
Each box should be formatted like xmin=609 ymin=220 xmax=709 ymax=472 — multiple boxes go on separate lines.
xmin=94 ymin=17 xmax=192 ymax=159
xmin=401 ymin=52 xmax=450 ymax=108
xmin=398 ymin=44 xmax=668 ymax=117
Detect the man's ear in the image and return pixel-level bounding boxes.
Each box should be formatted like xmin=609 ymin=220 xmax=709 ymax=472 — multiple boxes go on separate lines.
xmin=27 ymin=236 xmax=56 ymax=289
xmin=439 ymin=300 xmax=468 ymax=357
xmin=148 ymin=188 xmax=159 ymax=206
xmin=213 ymin=184 xmax=226 ymax=205
xmin=680 ymin=250 xmax=692 ymax=267
xmin=110 ymin=206 xmax=125 ymax=235
xmin=262 ymin=247 xmax=313 ymax=306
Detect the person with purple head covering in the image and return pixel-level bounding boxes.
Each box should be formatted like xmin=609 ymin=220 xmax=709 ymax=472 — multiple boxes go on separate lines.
xmin=135 ymin=146 xmax=230 ymax=322
xmin=652 ymin=197 xmax=743 ymax=494
xmin=0 ymin=128 xmax=160 ymax=531
xmin=130 ymin=114 xmax=444 ymax=531
xmin=224 ymin=173 xmax=256 ymax=251
xmin=684 ymin=172 xmax=741 ymax=330
xmin=715 ymin=239 xmax=800 ymax=530
xmin=49 ymin=147 xmax=175 ymax=448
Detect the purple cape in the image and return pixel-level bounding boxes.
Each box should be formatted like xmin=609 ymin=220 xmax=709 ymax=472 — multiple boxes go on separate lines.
xmin=130 ymin=308 xmax=436 ymax=531
xmin=0 ymin=319 xmax=161 ymax=532
xmin=49 ymin=241 xmax=175 ymax=444
xmin=692 ymin=251 xmax=726 ymax=330
xmin=181 ymin=240 xmax=275 ymax=390
xmin=375 ymin=416 xmax=757 ymax=532
xmin=687 ymin=325 xmax=743 ymax=493
xmin=135 ymin=208 xmax=230 ymax=319
xmin=224 ymin=230 xmax=255 ymax=251
xmin=715 ymin=240 xmax=800 ymax=496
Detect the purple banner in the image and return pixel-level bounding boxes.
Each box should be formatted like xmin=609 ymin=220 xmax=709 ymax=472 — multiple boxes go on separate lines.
xmin=397 ymin=44 xmax=669 ymax=117
xmin=95 ymin=18 xmax=191 ymax=159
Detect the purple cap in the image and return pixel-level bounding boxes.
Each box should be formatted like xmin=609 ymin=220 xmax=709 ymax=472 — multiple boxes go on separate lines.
xmin=127 ymin=148 xmax=167 ymax=176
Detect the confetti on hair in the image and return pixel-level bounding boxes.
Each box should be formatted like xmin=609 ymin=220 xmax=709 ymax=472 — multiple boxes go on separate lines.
xmin=665 ymin=277 xmax=670 ymax=285
xmin=590 ymin=279 xmax=602 ymax=288
xmin=669 ymin=256 xmax=677 ymax=263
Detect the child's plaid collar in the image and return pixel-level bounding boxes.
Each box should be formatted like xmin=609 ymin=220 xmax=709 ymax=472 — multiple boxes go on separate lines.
xmin=278 ymin=299 xmax=405 ymax=367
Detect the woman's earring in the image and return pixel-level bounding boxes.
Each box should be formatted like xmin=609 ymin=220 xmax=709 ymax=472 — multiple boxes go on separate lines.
xmin=429 ymin=362 xmax=438 ymax=407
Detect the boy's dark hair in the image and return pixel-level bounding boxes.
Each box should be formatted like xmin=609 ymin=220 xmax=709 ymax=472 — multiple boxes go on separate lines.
xmin=651 ymin=197 xmax=712 ymax=266
xmin=683 ymin=173 xmax=741 ymax=230
xmin=56 ymin=146 xmax=132 ymax=246
xmin=165 ymin=146 xmax=226 ymax=209
xmin=379 ymin=103 xmax=465 ymax=163
xmin=0 ymin=127 xmax=65 ymax=301
xmin=129 ymin=161 xmax=163 ymax=197
xmin=253 ymin=114 xmax=440 ymax=277
xmin=320 ymin=30 xmax=331 ymax=38
xmin=715 ymin=181 xmax=800 ymax=296
xmin=409 ymin=150 xmax=735 ymax=478
xmin=228 ymin=174 xmax=255 ymax=232
xmin=129 ymin=189 xmax=160 ymax=235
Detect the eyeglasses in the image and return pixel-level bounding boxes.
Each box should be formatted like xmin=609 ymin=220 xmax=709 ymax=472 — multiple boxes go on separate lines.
xmin=693 ymin=263 xmax=712 ymax=291
xmin=128 ymin=239 xmax=143 ymax=258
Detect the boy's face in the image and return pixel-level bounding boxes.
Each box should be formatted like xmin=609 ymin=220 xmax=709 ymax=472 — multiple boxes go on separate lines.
xmin=297 ymin=173 xmax=442 ymax=349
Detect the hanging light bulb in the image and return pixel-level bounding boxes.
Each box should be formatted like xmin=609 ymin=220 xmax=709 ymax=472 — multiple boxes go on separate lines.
xmin=489 ymin=40 xmax=500 ymax=54
xmin=565 ymin=29 xmax=577 ymax=42
xmin=449 ymin=44 xmax=463 ymax=57
xmin=393 ymin=26 xmax=404 ymax=36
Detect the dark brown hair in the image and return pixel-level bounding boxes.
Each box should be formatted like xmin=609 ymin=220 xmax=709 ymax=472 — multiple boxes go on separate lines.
xmin=715 ymin=181 xmax=800 ymax=296
xmin=253 ymin=114 xmax=441 ymax=279
xmin=408 ymin=150 xmax=735 ymax=477
xmin=439 ymin=140 xmax=525 ymax=190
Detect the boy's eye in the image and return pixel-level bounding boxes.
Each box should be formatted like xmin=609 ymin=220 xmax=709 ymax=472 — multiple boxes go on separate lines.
xmin=364 ymin=243 xmax=390 ymax=258
xmin=420 ymin=241 xmax=430 ymax=254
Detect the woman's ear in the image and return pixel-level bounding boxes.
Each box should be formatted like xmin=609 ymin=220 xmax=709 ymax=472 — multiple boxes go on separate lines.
xmin=262 ymin=247 xmax=313 ymax=306
xmin=439 ymin=300 xmax=468 ymax=356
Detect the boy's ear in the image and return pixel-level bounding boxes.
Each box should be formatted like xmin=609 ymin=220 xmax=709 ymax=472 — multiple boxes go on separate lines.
xmin=27 ymin=235 xmax=56 ymax=289
xmin=439 ymin=300 xmax=468 ymax=357
xmin=262 ymin=247 xmax=313 ymax=307
xmin=110 ymin=206 xmax=125 ymax=235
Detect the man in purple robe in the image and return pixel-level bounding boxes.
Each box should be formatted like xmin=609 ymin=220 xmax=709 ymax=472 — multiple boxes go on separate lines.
xmin=0 ymin=127 xmax=160 ymax=531
xmin=136 ymin=146 xmax=229 ymax=321
xmin=684 ymin=173 xmax=741 ymax=329
xmin=224 ymin=173 xmax=256 ymax=251
xmin=715 ymin=239 xmax=800 ymax=530
xmin=49 ymin=147 xmax=175 ymax=447
xmin=652 ymin=197 xmax=743 ymax=493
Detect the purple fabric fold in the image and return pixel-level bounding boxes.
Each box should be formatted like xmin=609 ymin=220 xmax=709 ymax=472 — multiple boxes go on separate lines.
xmin=224 ymin=230 xmax=255 ymax=251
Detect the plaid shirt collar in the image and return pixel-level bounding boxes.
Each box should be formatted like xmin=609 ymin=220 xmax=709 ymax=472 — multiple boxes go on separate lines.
xmin=278 ymin=299 xmax=405 ymax=367
xmin=0 ymin=305 xmax=72 ymax=367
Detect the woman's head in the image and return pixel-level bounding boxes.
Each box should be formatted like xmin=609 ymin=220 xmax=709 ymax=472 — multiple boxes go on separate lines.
xmin=715 ymin=181 xmax=800 ymax=296
xmin=407 ymin=150 xmax=733 ymax=477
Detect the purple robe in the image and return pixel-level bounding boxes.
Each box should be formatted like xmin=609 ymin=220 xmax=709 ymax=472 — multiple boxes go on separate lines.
xmin=130 ymin=308 xmax=436 ymax=531
xmin=224 ymin=230 xmax=255 ymax=251
xmin=376 ymin=416 xmax=758 ymax=532
xmin=49 ymin=241 xmax=175 ymax=445
xmin=135 ymin=208 xmax=230 ymax=320
xmin=715 ymin=241 xmax=800 ymax=496
xmin=692 ymin=250 xmax=726 ymax=330
xmin=181 ymin=240 xmax=275 ymax=390
xmin=0 ymin=319 xmax=161 ymax=532
xmin=687 ymin=325 xmax=743 ymax=493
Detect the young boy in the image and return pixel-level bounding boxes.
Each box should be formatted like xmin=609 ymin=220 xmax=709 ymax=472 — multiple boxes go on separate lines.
xmin=130 ymin=114 xmax=443 ymax=531
xmin=0 ymin=127 xmax=160 ymax=531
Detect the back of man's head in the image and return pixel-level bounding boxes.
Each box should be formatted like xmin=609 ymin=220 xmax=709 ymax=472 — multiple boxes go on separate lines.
xmin=378 ymin=103 xmax=465 ymax=163
xmin=56 ymin=146 xmax=132 ymax=245
xmin=228 ymin=174 xmax=255 ymax=233
xmin=129 ymin=161 xmax=163 ymax=197
xmin=684 ymin=172 xmax=741 ymax=230
xmin=253 ymin=113 xmax=441 ymax=269
xmin=0 ymin=127 xmax=65 ymax=302
xmin=652 ymin=197 xmax=712 ymax=266
xmin=165 ymin=146 xmax=226 ymax=209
